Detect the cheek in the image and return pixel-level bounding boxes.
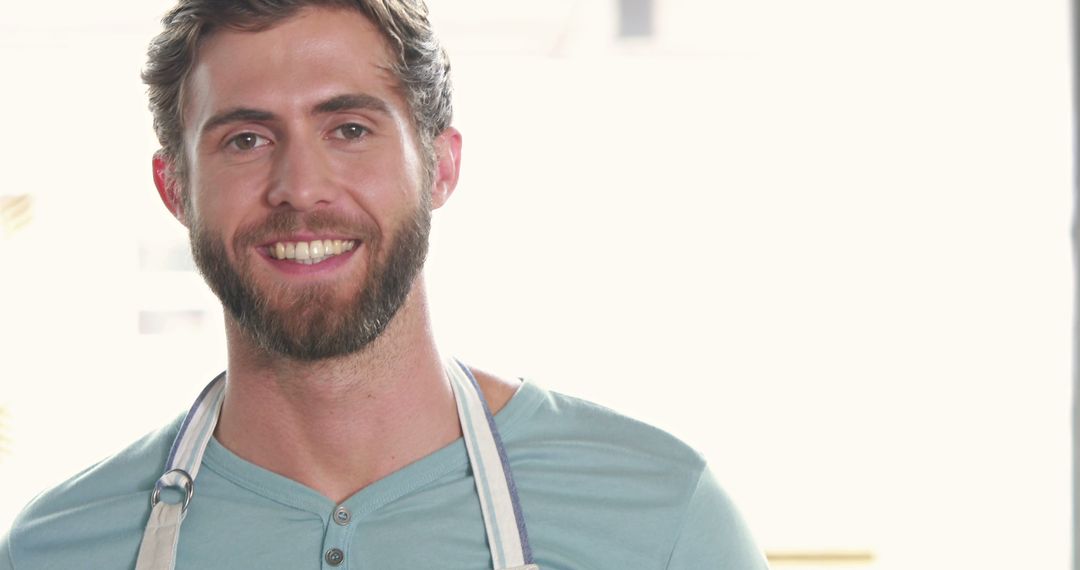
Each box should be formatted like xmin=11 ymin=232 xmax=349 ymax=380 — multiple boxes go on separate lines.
xmin=192 ymin=159 xmax=267 ymax=212
xmin=187 ymin=171 xmax=262 ymax=249
xmin=333 ymin=153 xmax=416 ymax=212
xmin=398 ymin=133 xmax=428 ymax=191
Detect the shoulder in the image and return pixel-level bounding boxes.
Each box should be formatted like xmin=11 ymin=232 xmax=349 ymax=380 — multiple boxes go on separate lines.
xmin=3 ymin=415 xmax=182 ymax=568
xmin=17 ymin=414 xmax=181 ymax=520
xmin=667 ymin=466 xmax=770 ymax=568
xmin=511 ymin=381 xmax=707 ymax=473
xmin=500 ymin=382 xmax=767 ymax=568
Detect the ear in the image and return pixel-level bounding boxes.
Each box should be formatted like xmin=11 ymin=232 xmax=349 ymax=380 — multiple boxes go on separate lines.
xmin=429 ymin=127 xmax=462 ymax=210
xmin=152 ymin=152 xmax=187 ymax=226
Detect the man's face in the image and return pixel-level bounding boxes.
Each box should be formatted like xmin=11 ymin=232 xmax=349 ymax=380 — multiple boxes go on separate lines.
xmin=179 ymin=7 xmax=440 ymax=360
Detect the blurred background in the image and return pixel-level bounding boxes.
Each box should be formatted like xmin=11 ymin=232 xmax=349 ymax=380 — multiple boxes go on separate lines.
xmin=0 ymin=1 xmax=1073 ymax=568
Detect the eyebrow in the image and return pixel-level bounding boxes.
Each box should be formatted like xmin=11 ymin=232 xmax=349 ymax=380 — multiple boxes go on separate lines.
xmin=200 ymin=108 xmax=277 ymax=136
xmin=199 ymin=93 xmax=393 ymax=136
xmin=313 ymin=93 xmax=392 ymax=116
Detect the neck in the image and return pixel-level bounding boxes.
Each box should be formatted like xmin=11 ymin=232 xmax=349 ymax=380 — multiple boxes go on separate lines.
xmin=214 ymin=282 xmax=461 ymax=504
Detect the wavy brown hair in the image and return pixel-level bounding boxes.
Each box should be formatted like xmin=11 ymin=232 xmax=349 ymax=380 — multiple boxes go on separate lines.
xmin=142 ymin=0 xmax=452 ymax=201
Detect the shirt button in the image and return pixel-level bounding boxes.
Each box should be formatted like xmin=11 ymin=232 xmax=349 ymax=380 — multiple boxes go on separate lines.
xmin=333 ymin=506 xmax=352 ymax=526
xmin=325 ymin=548 xmax=345 ymax=566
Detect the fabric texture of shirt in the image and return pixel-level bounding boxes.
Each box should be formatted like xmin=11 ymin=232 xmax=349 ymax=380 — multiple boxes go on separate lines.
xmin=0 ymin=380 xmax=768 ymax=569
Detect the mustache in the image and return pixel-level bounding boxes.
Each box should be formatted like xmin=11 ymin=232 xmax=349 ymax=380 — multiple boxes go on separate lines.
xmin=232 ymin=210 xmax=376 ymax=247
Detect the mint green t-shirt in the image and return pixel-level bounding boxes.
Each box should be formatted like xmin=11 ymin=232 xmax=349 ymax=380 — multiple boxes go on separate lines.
xmin=1 ymin=381 xmax=767 ymax=569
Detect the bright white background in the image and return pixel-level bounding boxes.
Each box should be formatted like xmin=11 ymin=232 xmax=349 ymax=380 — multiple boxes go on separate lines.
xmin=0 ymin=1 xmax=1073 ymax=568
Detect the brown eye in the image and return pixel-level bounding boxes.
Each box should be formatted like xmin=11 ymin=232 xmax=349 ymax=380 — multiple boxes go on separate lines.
xmin=335 ymin=123 xmax=368 ymax=140
xmin=228 ymin=132 xmax=269 ymax=151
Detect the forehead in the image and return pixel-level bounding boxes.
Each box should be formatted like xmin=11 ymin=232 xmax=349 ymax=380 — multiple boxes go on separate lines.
xmin=184 ymin=7 xmax=402 ymax=129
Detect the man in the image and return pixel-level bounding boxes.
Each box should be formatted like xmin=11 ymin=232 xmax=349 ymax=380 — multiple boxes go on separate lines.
xmin=0 ymin=1 xmax=768 ymax=568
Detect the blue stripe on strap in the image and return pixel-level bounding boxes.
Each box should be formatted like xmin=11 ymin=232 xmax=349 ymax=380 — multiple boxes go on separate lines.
xmin=455 ymin=360 xmax=534 ymax=564
xmin=455 ymin=376 xmax=509 ymax=567
xmin=165 ymin=371 xmax=226 ymax=470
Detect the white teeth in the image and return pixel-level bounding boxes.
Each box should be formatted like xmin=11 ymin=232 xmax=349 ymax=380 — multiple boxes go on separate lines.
xmin=268 ymin=239 xmax=358 ymax=263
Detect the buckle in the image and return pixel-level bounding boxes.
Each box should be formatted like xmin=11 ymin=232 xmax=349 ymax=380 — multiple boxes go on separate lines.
xmin=150 ymin=468 xmax=194 ymax=513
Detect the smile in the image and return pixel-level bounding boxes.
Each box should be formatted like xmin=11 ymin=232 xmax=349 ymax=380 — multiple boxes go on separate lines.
xmin=266 ymin=239 xmax=357 ymax=265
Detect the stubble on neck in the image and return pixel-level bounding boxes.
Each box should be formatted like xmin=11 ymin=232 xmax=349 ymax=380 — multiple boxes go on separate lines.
xmin=214 ymin=276 xmax=462 ymax=503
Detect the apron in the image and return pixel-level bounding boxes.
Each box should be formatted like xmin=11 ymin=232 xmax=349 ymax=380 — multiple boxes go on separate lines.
xmin=134 ymin=358 xmax=538 ymax=570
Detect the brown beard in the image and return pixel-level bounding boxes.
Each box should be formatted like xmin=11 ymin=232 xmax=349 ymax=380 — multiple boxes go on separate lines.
xmin=189 ymin=202 xmax=431 ymax=361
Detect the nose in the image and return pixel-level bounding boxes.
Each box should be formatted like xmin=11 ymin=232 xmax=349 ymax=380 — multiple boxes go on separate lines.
xmin=266 ymin=138 xmax=339 ymax=211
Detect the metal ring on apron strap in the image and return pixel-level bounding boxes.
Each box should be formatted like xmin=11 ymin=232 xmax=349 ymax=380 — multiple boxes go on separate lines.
xmin=150 ymin=469 xmax=194 ymax=513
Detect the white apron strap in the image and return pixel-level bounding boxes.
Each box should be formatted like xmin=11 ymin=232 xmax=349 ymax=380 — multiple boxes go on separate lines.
xmin=134 ymin=374 xmax=227 ymax=570
xmin=133 ymin=501 xmax=183 ymax=570
xmin=446 ymin=358 xmax=537 ymax=570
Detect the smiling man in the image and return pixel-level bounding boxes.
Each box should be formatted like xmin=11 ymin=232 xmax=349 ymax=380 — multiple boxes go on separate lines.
xmin=0 ymin=1 xmax=767 ymax=569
